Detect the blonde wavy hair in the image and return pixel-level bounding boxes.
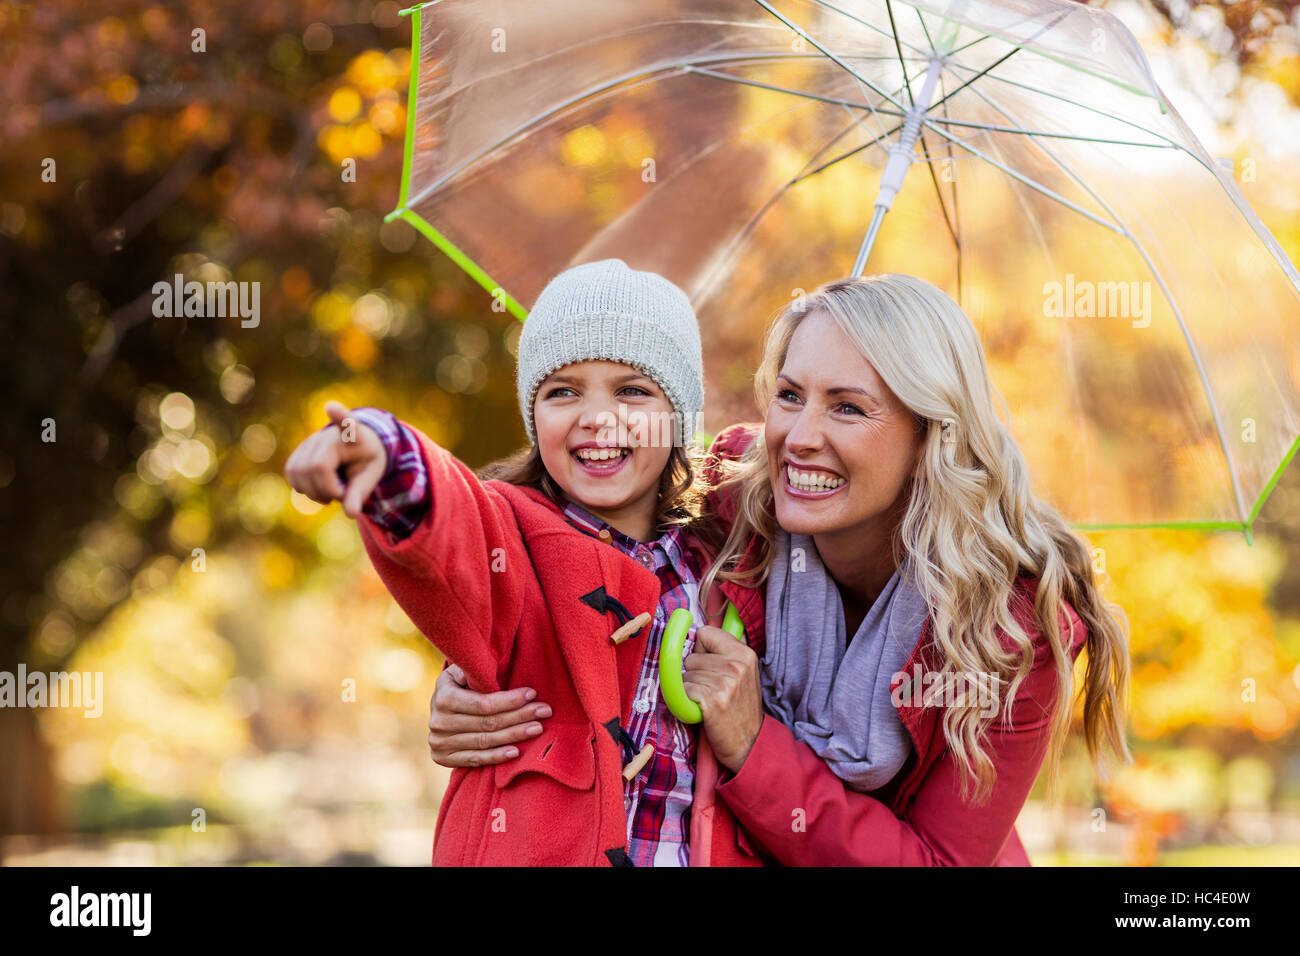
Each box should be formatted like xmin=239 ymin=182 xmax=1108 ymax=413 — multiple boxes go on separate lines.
xmin=700 ymin=274 xmax=1130 ymax=804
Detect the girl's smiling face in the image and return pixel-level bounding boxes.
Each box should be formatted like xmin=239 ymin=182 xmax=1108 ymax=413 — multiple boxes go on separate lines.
xmin=533 ymin=360 xmax=675 ymax=539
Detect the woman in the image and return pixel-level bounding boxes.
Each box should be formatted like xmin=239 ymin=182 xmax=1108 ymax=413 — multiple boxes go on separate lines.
xmin=428 ymin=274 xmax=1131 ymax=865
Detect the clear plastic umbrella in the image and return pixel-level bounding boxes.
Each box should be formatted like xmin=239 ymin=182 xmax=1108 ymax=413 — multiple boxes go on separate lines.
xmin=387 ymin=0 xmax=1300 ymax=536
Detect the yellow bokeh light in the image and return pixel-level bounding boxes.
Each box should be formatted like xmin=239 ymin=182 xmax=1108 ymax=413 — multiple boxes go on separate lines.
xmin=169 ymin=508 xmax=211 ymax=550
xmin=335 ymin=325 xmax=377 ymax=370
xmin=561 ymin=125 xmax=607 ymax=167
xmin=328 ymin=87 xmax=363 ymax=123
xmin=259 ymin=548 xmax=297 ymax=590
xmin=346 ymin=49 xmax=405 ymax=94
xmin=351 ymin=123 xmax=383 ymax=159
xmin=311 ymin=290 xmax=353 ymax=332
xmin=107 ymin=75 xmax=139 ymax=105
xmin=318 ymin=125 xmax=352 ymax=165
xmin=180 ymin=103 xmax=210 ymax=134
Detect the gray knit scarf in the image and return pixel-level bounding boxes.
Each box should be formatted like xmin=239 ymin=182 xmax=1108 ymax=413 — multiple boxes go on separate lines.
xmin=761 ymin=528 xmax=929 ymax=793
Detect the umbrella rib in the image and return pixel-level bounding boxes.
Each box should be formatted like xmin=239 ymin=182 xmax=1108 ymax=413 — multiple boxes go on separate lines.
xmin=980 ymin=117 xmax=1061 ymax=275
xmin=913 ymin=4 xmax=936 ymax=51
xmin=750 ymin=0 xmax=909 ymax=112
xmin=918 ymin=0 xmax=1156 ymax=99
xmin=955 ymin=81 xmax=1252 ymax=524
xmin=424 ymin=48 xmax=927 ymax=115
xmin=967 ymin=91 xmax=1094 ymax=523
xmin=939 ymin=59 xmax=1192 ymax=157
xmin=883 ymin=0 xmax=915 ymax=106
xmin=838 ymin=58 xmax=936 ymax=158
xmin=576 ymin=92 xmax=833 ymax=275
xmin=821 ymin=25 xmax=1174 ymax=150
xmin=689 ymin=54 xmax=930 ymax=131
xmin=841 ymin=84 xmax=919 ymax=164
xmin=783 ymin=59 xmax=930 ymax=185
xmin=946 ymin=1 xmax=1086 ymax=59
xmin=804 ymin=113 xmax=901 ymax=181
xmin=918 ymin=118 xmax=1124 ymax=235
xmin=921 ymin=115 xmax=1172 ymax=149
xmin=790 ymin=121 xmax=904 ymax=184
xmin=690 ymin=66 xmax=1168 ymax=174
xmin=685 ymin=66 xmax=907 ymax=119
xmin=918 ymin=127 xmax=959 ymax=255
xmin=803 ymin=0 xmax=933 ymax=58
xmin=917 ymin=33 xmax=1172 ymax=149
xmin=913 ymin=69 xmax=965 ymax=291
xmin=692 ymin=114 xmax=905 ymax=302
xmin=941 ymin=73 xmax=963 ymax=297
xmin=814 ymin=0 xmax=1077 ymax=67
xmin=689 ymin=53 xmax=928 ymax=152
xmin=774 ymin=17 xmax=1046 ymax=252
xmin=926 ymin=7 xmax=1073 ymax=104
xmin=946 ymin=30 xmax=996 ymax=59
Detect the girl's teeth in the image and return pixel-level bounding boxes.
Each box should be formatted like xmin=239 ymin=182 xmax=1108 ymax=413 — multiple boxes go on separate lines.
xmin=788 ymin=467 xmax=845 ymax=491
xmin=576 ymin=448 xmax=628 ymax=461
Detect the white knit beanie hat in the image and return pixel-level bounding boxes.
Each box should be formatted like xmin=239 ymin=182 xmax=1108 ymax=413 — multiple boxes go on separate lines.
xmin=516 ymin=259 xmax=704 ymax=447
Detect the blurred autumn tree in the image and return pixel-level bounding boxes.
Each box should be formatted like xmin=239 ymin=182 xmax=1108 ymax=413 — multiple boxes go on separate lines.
xmin=0 ymin=1 xmax=525 ymax=850
xmin=1145 ymin=0 xmax=1299 ymax=66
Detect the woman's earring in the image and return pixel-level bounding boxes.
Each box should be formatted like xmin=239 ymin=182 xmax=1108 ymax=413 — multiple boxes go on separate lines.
xmin=940 ymin=417 xmax=957 ymax=444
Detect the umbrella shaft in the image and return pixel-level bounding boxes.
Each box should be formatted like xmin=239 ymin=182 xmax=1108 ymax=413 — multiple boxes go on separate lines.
xmin=877 ymin=57 xmax=945 ymax=213
xmin=855 ymin=57 xmax=945 ymax=275
xmin=853 ymin=207 xmax=888 ymax=277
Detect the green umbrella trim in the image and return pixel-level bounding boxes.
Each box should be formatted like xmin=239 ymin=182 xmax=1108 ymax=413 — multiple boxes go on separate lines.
xmin=398 ymin=2 xmax=441 ymax=17
xmin=388 ymin=3 xmax=527 ymax=322
xmin=390 ymin=208 xmax=528 ymax=322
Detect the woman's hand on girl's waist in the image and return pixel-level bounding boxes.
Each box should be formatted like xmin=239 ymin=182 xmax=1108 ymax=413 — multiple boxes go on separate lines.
xmin=427 ymin=663 xmax=553 ymax=768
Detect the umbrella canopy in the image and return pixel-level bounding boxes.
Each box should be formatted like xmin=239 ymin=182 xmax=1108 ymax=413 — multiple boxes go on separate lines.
xmin=387 ymin=0 xmax=1300 ymax=536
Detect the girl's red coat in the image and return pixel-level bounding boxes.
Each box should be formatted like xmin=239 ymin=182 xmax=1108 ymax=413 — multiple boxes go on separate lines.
xmin=358 ymin=422 xmax=767 ymax=866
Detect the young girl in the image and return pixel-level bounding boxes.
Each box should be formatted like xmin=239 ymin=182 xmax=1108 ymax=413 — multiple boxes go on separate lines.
xmin=284 ymin=259 xmax=767 ymax=866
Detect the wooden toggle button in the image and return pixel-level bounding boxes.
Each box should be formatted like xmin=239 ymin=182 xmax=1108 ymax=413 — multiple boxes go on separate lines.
xmin=621 ymin=743 xmax=655 ymax=781
xmin=608 ymin=611 xmax=651 ymax=646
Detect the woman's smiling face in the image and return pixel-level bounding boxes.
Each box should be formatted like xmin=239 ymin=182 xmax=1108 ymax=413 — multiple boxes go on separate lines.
xmin=765 ymin=308 xmax=923 ymax=543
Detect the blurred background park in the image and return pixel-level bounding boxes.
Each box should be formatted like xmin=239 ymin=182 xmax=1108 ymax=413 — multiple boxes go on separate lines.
xmin=1 ymin=0 xmax=1299 ymax=865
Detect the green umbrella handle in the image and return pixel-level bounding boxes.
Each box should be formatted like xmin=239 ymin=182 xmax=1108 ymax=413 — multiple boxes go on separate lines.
xmin=659 ymin=602 xmax=746 ymax=724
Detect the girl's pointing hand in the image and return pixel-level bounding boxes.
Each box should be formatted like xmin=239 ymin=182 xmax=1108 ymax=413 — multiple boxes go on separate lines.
xmin=284 ymin=400 xmax=388 ymax=519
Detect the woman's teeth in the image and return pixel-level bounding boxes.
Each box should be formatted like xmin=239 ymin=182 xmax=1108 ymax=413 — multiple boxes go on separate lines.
xmin=574 ymin=447 xmax=630 ymax=461
xmin=787 ymin=466 xmax=845 ymax=491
